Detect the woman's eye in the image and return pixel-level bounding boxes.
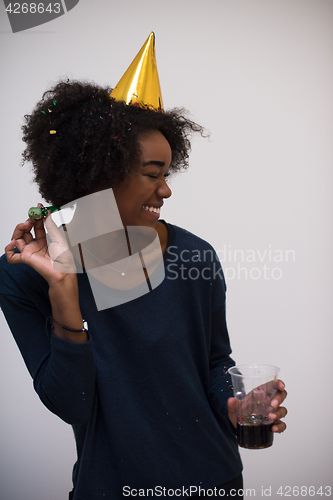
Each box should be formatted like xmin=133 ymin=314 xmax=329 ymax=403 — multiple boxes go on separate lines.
xmin=145 ymin=172 xmax=170 ymax=180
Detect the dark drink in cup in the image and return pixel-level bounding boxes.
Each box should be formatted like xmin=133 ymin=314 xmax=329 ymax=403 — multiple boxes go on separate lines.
xmin=237 ymin=414 xmax=273 ymax=449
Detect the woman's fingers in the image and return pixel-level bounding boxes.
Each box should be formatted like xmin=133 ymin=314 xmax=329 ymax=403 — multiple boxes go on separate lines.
xmin=6 ymin=217 xmax=48 ymax=265
xmin=44 ymin=214 xmax=68 ymax=245
xmin=44 ymin=215 xmax=76 ymax=274
xmin=276 ymin=379 xmax=286 ymax=396
xmin=269 ymin=405 xmax=288 ymax=420
xmin=271 ymin=388 xmax=288 ymax=409
xmin=269 ymin=383 xmax=287 ymax=435
xmin=4 ymin=239 xmax=22 ymax=264
xmin=33 ymin=217 xmax=47 ymax=242
xmin=11 ymin=220 xmax=34 ymax=242
xmin=271 ymin=419 xmax=287 ymax=433
xmin=8 ymin=221 xmax=35 ymax=257
xmin=5 ymin=209 xmax=77 ymax=283
xmin=269 ymin=380 xmax=288 ymax=433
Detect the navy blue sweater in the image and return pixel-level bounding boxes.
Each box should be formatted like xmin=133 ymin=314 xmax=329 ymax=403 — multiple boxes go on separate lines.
xmin=0 ymin=222 xmax=242 ymax=499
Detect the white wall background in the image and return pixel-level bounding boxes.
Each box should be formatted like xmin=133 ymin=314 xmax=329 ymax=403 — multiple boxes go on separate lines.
xmin=0 ymin=0 xmax=332 ymax=498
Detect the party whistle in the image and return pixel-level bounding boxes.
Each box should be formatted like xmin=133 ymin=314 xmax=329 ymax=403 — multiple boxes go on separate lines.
xmin=28 ymin=205 xmax=60 ymax=221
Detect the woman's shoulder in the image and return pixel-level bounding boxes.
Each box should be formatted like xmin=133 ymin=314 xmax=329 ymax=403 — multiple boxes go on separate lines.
xmin=165 ymin=222 xmax=217 ymax=253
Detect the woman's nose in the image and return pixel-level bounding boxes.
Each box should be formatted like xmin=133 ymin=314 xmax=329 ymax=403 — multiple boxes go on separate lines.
xmin=157 ymin=179 xmax=172 ymax=199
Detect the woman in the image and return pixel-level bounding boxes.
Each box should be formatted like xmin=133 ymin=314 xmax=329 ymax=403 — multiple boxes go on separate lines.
xmin=0 ymin=79 xmax=287 ymax=499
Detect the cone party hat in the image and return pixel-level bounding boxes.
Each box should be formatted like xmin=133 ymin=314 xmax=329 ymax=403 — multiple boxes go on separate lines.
xmin=110 ymin=32 xmax=163 ymax=111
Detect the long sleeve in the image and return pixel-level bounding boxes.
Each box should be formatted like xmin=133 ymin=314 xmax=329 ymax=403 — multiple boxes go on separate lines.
xmin=209 ymin=304 xmax=236 ymax=414
xmin=0 ymin=255 xmax=96 ymax=424
xmin=208 ymin=256 xmax=237 ymax=433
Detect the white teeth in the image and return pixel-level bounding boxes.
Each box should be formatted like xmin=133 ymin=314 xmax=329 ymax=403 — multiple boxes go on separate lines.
xmin=143 ymin=205 xmax=160 ymax=214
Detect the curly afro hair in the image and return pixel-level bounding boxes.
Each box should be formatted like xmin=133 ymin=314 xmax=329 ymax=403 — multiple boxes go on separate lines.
xmin=22 ymin=80 xmax=204 ymax=207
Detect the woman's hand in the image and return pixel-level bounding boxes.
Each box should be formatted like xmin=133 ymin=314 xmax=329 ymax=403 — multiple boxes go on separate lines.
xmin=227 ymin=380 xmax=288 ymax=433
xmin=5 ymin=205 xmax=87 ymax=342
xmin=5 ymin=205 xmax=76 ymax=286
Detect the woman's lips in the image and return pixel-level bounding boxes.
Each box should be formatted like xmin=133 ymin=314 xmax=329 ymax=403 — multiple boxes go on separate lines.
xmin=142 ymin=205 xmax=161 ymax=220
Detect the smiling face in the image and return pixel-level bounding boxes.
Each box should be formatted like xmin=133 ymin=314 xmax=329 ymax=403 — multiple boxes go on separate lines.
xmin=112 ymin=130 xmax=172 ymax=229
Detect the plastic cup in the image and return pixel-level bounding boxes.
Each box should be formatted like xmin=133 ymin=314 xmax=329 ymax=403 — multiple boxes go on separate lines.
xmin=228 ymin=364 xmax=280 ymax=449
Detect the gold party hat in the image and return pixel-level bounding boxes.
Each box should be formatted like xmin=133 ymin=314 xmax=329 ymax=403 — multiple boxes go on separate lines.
xmin=110 ymin=32 xmax=163 ymax=111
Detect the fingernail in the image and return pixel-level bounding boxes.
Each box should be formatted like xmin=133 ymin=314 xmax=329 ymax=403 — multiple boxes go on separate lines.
xmin=270 ymin=413 xmax=277 ymax=420
xmin=271 ymin=399 xmax=278 ymax=408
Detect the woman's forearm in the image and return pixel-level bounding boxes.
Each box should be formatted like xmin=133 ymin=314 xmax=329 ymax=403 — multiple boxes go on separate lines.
xmin=48 ymin=275 xmax=88 ymax=343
